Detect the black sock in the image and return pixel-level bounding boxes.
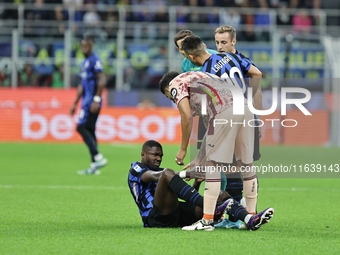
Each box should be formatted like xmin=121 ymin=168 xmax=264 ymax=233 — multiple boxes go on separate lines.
xmin=77 ymin=125 xmax=98 ymax=162
xmin=225 ymin=172 xmax=243 ymax=202
xmin=169 ymin=175 xmax=203 ymax=208
xmin=225 ymin=172 xmax=243 ymax=222
xmin=227 ymin=202 xmax=249 ymax=222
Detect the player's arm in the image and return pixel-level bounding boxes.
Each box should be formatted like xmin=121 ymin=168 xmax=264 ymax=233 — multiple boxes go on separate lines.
xmin=176 ymin=97 xmax=191 ymax=165
xmin=192 ymin=179 xmax=203 ymax=192
xmin=246 ymin=65 xmax=262 ymax=97
xmin=140 ymin=169 xmax=164 ymax=183
xmin=254 ymin=84 xmax=262 ymax=137
xmin=254 ymin=85 xmax=262 ymax=114
xmin=141 ymin=168 xmax=189 ymax=183
xmin=90 ymin=71 xmax=107 ymax=113
xmin=70 ymin=84 xmax=83 ymax=116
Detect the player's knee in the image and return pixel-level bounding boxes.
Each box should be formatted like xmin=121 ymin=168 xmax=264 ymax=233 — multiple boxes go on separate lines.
xmin=76 ymin=125 xmax=84 ymax=133
xmin=161 ymin=168 xmax=176 ymax=182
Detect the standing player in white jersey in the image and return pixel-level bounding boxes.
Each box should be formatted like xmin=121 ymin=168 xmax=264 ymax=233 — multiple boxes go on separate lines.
xmin=159 ymin=71 xmax=274 ymax=231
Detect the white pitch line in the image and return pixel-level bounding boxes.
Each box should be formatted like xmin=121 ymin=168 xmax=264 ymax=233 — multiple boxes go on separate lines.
xmin=260 ymin=187 xmax=340 ymax=192
xmin=0 ymin=185 xmax=338 ymax=192
xmin=0 ymin=185 xmax=126 ymax=190
xmin=109 ymin=143 xmax=140 ymax=149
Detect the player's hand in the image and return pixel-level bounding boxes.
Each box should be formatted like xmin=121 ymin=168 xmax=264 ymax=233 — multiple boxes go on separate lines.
xmin=90 ymin=102 xmax=100 ymax=113
xmin=183 ymin=158 xmax=201 ymax=170
xmin=195 ymin=177 xmax=205 ymax=183
xmin=187 ymin=166 xmax=205 ymax=179
xmin=70 ymin=104 xmax=76 ymax=116
xmin=259 ymin=126 xmax=262 ymax=138
xmin=175 ymin=149 xmax=187 ymax=165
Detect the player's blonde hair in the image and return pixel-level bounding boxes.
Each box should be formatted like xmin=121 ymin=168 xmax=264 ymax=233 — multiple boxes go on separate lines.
xmin=215 ymin=25 xmax=236 ymax=40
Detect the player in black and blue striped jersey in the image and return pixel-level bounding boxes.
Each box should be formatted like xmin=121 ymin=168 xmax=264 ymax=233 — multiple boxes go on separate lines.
xmin=128 ymin=140 xmax=250 ymax=229
xmin=70 ymin=37 xmax=108 ymax=175
xmin=213 ymin=25 xmax=263 ymax=228
xmin=181 ymin=35 xmax=262 ymax=228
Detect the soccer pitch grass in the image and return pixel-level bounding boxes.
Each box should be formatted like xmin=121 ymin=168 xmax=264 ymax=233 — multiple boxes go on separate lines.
xmin=0 ymin=143 xmax=339 ymax=255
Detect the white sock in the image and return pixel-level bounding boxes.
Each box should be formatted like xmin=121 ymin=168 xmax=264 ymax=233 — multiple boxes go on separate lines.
xmin=94 ymin=153 xmax=103 ymax=162
xmin=203 ymin=170 xmax=221 ymax=217
xmin=244 ymin=214 xmax=252 ymax=224
xmin=243 ymin=178 xmax=258 ymax=214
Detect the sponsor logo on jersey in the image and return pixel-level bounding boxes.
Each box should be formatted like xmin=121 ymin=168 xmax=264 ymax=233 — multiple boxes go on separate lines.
xmin=134 ymin=164 xmax=142 ymax=172
xmin=171 ymin=88 xmax=177 ymax=100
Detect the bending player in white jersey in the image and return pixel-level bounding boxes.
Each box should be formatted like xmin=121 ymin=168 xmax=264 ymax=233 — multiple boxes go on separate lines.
xmin=159 ymin=71 xmax=274 ymax=231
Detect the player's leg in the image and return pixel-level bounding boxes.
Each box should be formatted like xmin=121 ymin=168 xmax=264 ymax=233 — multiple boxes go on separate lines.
xmin=155 ymin=168 xmax=207 ymax=215
xmin=253 ymin=123 xmax=261 ymax=161
xmin=253 ymin=122 xmax=261 ymax=211
xmin=218 ymin=197 xmax=274 ymax=231
xmin=86 ymin=110 xmax=108 ymax=169
xmin=225 ymin=170 xmax=243 ymax=202
xmin=182 ymin=109 xmax=238 ymax=231
xmin=197 ymin=115 xmax=206 ymax=149
xmin=234 ymin=107 xmax=257 ymax=213
xmin=239 ymin=162 xmax=258 ymax=214
xmin=153 ymin=169 xmax=180 ymax=215
xmin=202 ymin=161 xmax=221 ymax=222
xmin=76 ymin=110 xmax=99 ymax=162
xmin=76 ymin=109 xmax=106 ymax=174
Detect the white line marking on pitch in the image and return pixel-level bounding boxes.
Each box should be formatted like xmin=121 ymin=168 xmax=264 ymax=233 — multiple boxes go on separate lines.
xmin=109 ymin=143 xmax=140 ymax=148
xmin=0 ymin=185 xmax=338 ymax=192
xmin=0 ymin=185 xmax=126 ymax=190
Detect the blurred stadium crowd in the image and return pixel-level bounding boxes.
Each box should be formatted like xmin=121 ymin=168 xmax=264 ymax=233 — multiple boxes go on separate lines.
xmin=0 ymin=0 xmax=337 ymax=39
xmin=0 ymin=0 xmax=339 ymax=88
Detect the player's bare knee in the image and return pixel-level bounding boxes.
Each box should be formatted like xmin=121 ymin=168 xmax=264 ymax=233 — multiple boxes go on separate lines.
xmin=161 ymin=168 xmax=176 ymax=182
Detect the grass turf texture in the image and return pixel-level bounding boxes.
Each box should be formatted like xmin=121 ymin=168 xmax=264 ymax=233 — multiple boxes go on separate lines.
xmin=0 ymin=143 xmax=339 ymax=255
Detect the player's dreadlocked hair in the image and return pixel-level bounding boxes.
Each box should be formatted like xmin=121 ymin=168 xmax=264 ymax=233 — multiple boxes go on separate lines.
xmin=181 ymin=35 xmax=205 ymax=57
xmin=159 ymin=71 xmax=179 ymax=94
xmin=142 ymin=140 xmax=162 ymax=152
xmin=174 ymin=30 xmax=194 ymax=48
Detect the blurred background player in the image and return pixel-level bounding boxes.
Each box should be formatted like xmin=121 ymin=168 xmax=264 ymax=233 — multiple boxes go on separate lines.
xmin=70 ymin=37 xmax=108 ymax=175
xmin=159 ymin=71 xmax=273 ymax=231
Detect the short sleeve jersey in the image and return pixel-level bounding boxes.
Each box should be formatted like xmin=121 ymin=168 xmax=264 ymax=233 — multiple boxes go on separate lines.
xmin=202 ymin=52 xmax=252 ymax=98
xmin=79 ymin=53 xmax=104 ymax=110
xmin=128 ymin=161 xmax=163 ymax=227
xmin=182 ymin=49 xmax=218 ymax=73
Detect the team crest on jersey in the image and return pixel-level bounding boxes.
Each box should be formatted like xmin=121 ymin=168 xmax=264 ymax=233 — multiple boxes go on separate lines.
xmin=171 ymin=88 xmax=177 ymax=100
xmin=133 ymin=164 xmax=142 ymax=172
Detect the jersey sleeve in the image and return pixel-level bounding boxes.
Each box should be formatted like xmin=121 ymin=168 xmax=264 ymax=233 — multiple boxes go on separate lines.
xmin=129 ymin=162 xmax=149 ymax=183
xmin=240 ymin=57 xmax=252 ymax=75
xmin=93 ymin=58 xmax=104 ymax=73
xmin=170 ymin=77 xmax=189 ymax=106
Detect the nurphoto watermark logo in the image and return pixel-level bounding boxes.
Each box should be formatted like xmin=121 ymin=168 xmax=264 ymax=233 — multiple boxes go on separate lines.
xmin=200 ymin=83 xmax=312 ymax=128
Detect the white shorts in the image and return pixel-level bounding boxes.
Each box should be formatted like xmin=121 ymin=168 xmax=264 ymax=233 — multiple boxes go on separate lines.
xmin=205 ymin=106 xmax=254 ymax=165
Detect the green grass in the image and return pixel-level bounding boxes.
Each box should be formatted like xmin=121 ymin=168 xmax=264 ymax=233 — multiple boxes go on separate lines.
xmin=0 ymin=143 xmax=340 ymax=254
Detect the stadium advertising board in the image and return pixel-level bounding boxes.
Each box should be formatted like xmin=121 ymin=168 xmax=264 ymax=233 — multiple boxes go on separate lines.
xmin=0 ymin=88 xmax=329 ymax=145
